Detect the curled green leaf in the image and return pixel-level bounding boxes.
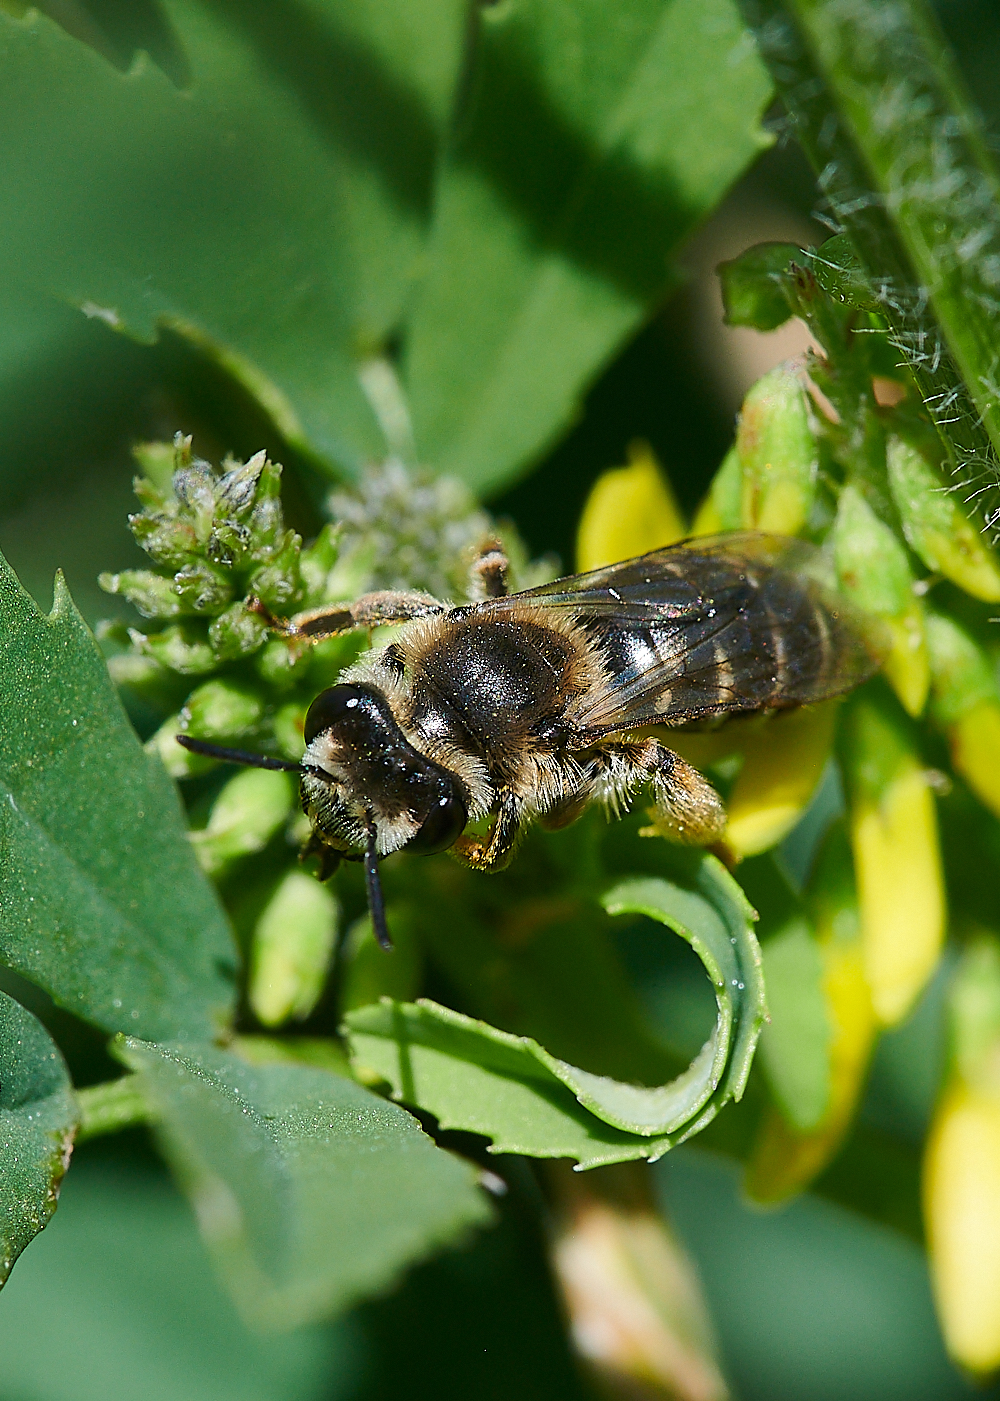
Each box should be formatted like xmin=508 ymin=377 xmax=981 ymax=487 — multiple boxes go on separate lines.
xmin=346 ymin=854 xmax=764 ymax=1167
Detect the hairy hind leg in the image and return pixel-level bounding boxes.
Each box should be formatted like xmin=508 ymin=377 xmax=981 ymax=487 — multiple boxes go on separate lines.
xmin=591 ymin=738 xmax=726 ymax=846
xmin=452 ymin=791 xmax=524 ymax=871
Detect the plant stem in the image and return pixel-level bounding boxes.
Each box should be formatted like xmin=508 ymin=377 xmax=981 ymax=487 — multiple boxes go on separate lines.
xmin=76 ymin=1074 xmax=152 ymax=1143
xmin=738 ymin=0 xmax=1000 ymax=538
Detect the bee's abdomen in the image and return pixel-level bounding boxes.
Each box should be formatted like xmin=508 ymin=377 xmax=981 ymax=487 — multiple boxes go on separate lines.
xmin=580 ymin=566 xmax=867 ymax=730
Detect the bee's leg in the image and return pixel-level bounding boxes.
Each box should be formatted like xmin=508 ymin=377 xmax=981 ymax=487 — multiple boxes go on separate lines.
xmin=593 ymin=738 xmax=726 ymax=846
xmin=299 ymin=829 xmax=345 ymax=882
xmin=452 ymin=792 xmax=523 ymax=871
xmin=254 ymin=589 xmax=446 ymax=642
xmin=538 ymin=790 xmax=591 ymax=831
xmin=468 ymin=540 xmax=510 ymax=601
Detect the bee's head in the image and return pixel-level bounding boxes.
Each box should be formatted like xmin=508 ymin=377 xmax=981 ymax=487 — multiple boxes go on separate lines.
xmin=175 ymin=682 xmax=467 ymax=952
xmin=300 ymin=683 xmax=468 ymax=861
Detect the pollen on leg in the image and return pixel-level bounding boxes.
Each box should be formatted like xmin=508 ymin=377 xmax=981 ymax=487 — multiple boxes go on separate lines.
xmin=650 ymin=747 xmax=727 ymax=846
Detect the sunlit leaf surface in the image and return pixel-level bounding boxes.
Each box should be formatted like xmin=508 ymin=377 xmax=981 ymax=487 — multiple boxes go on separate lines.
xmin=118 ymin=1038 xmax=493 ymax=1328
xmin=0 ymin=554 xmax=236 ymax=1040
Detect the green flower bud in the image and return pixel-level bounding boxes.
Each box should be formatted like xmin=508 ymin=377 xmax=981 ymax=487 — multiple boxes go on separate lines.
xmin=737 ymin=365 xmax=818 ymax=537
xmin=299 ymin=523 xmax=341 ymax=604
xmin=180 ymin=679 xmax=263 ymax=740
xmin=208 ymin=602 xmax=268 ymax=661
xmin=146 ymin=714 xmax=213 ymax=779
xmin=249 ymin=871 xmax=339 ymax=1026
xmin=99 ymin=569 xmax=185 ymax=619
xmin=131 ymin=440 xmax=176 ymax=494
xmin=247 ymin=534 xmax=304 ymax=613
xmin=833 ymin=485 xmax=929 ymax=716
xmin=338 ymin=909 xmax=424 ymax=1015
xmin=926 ymin=610 xmax=997 ymax=729
xmin=691 ymin=445 xmax=742 ymax=535
xmin=215 ymin=449 xmax=268 ymax=518
xmin=171 ymin=559 xmax=234 ymax=614
xmin=887 ymin=436 xmax=1000 ymax=602
xmin=207 ymin=519 xmax=252 ymax=571
xmin=254 ymin=636 xmax=310 ymax=690
xmin=105 ymin=650 xmax=173 ymax=703
xmin=172 ymin=461 xmax=217 ymax=544
xmin=190 ymin=768 xmax=296 ymax=875
xmin=272 ymin=700 xmax=306 ymax=761
xmin=926 ymin=610 xmax=1000 ymax=820
xmin=248 ymin=495 xmax=286 ymax=555
xmin=128 ymin=513 xmax=200 ymax=570
xmin=135 ymin=624 xmax=216 ymax=675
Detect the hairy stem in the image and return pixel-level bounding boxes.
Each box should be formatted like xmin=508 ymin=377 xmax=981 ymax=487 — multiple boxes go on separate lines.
xmin=76 ymin=1074 xmax=152 ymax=1143
xmin=739 ymin=0 xmax=1000 ymax=537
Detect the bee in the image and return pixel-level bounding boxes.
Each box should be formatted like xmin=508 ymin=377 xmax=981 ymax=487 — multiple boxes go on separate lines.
xmin=178 ymin=532 xmax=883 ymax=949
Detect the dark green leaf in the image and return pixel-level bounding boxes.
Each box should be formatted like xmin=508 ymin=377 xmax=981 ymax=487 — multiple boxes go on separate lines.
xmin=0 ymin=0 xmax=466 ymax=475
xmin=0 ymin=989 xmax=77 ymax=1286
xmin=0 ymin=555 xmax=236 ymax=1040
xmin=346 ymin=855 xmax=765 ymax=1167
xmin=116 ymin=1038 xmax=493 ymax=1328
xmin=718 ymin=241 xmax=802 ymax=329
xmin=402 ymin=0 xmax=773 ymax=490
xmin=809 ymin=232 xmax=881 ymax=312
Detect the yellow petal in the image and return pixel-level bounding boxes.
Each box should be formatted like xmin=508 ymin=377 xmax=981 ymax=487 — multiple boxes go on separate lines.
xmin=725 ymin=703 xmax=838 ymax=858
xmin=852 ymin=759 xmax=944 ymax=1025
xmin=925 ymin=1081 xmax=1000 ymax=1375
xmin=746 ymin=904 xmax=875 ymax=1202
xmin=576 ymin=442 xmax=686 ymax=572
xmin=950 ymin=699 xmax=1000 ymax=821
xmin=881 ymin=606 xmax=931 ymax=719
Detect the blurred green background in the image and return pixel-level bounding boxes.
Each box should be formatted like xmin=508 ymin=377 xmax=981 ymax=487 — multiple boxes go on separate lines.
xmin=4 ymin=1 xmax=1000 ymax=1398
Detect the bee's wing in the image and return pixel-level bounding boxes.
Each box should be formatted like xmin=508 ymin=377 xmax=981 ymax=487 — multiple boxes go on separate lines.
xmin=510 ymin=532 xmax=885 ymax=736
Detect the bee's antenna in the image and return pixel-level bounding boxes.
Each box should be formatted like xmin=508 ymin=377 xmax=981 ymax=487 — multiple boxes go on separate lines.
xmin=174 ymin=735 xmax=303 ymax=772
xmin=364 ymin=811 xmax=392 ymax=951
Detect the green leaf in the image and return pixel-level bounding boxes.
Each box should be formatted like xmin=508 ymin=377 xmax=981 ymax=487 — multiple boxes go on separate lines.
xmin=401 ymin=0 xmax=773 ymax=490
xmin=757 ymin=919 xmax=831 ymax=1132
xmin=0 ymin=555 xmax=236 ymax=1040
xmin=601 ymin=864 xmax=766 ymax=1117
xmin=115 ymin=1038 xmax=493 ymax=1328
xmin=346 ymin=855 xmax=765 ymax=1167
xmin=0 ymin=989 xmax=78 ymax=1287
xmin=718 ymin=241 xmax=802 ymax=330
xmin=0 ymin=0 xmax=466 ymax=475
xmin=347 ymin=998 xmax=658 ymax=1169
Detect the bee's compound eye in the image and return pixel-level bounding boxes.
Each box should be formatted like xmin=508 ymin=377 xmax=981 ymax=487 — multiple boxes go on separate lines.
xmin=303 ymin=684 xmax=371 ymax=745
xmin=407 ymin=792 xmax=468 ymax=855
